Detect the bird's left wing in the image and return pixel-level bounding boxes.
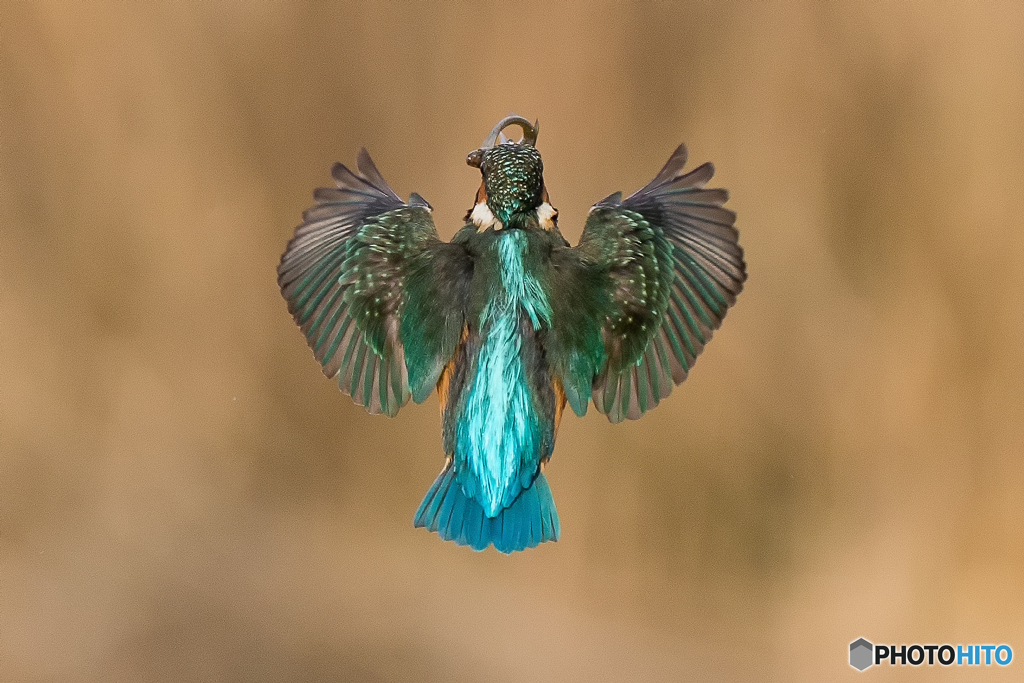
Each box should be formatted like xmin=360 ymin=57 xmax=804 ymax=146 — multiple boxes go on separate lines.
xmin=549 ymin=145 xmax=746 ymax=423
xmin=278 ymin=149 xmax=471 ymax=416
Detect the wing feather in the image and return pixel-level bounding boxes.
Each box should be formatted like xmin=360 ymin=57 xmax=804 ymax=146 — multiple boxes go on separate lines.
xmin=278 ymin=150 xmax=469 ymax=416
xmin=554 ymin=144 xmax=745 ymax=422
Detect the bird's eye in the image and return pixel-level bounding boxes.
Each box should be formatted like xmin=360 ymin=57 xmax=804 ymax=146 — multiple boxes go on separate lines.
xmin=466 ymin=149 xmax=483 ymax=168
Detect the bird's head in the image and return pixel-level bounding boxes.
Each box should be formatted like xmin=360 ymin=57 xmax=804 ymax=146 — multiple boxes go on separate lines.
xmin=466 ymin=115 xmax=555 ymax=231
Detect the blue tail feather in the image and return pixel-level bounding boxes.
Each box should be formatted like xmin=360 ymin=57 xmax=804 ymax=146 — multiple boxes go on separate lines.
xmin=436 ymin=479 xmax=458 ymax=534
xmin=463 ymin=501 xmax=486 ymax=551
xmin=528 ymin=485 xmax=542 ymax=547
xmin=414 ymin=463 xmax=559 ymax=554
xmin=535 ymin=474 xmax=561 ymax=540
xmin=514 ymin=490 xmax=531 ymax=553
xmin=450 ymin=492 xmax=468 ymax=546
xmin=499 ymin=502 xmax=518 ymax=554
xmin=413 ymin=471 xmax=448 ymax=530
xmin=516 ymin=484 xmax=537 ymax=551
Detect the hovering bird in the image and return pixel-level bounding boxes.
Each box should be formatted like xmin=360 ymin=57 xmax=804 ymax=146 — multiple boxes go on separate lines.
xmin=278 ymin=115 xmax=745 ymax=553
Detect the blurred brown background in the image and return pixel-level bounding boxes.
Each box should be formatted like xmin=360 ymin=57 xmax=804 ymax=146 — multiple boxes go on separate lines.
xmin=2 ymin=1 xmax=1022 ymax=681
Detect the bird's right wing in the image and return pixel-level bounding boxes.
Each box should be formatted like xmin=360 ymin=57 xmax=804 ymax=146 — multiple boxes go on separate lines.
xmin=278 ymin=149 xmax=472 ymax=416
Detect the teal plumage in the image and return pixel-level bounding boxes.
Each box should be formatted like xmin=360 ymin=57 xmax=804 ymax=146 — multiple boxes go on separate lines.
xmin=278 ymin=115 xmax=746 ymax=553
xmin=456 ymin=229 xmax=551 ymax=514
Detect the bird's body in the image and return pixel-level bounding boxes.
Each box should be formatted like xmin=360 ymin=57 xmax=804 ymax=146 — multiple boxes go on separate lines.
xmin=424 ymin=224 xmax=564 ymax=552
xmin=278 ymin=116 xmax=746 ymax=553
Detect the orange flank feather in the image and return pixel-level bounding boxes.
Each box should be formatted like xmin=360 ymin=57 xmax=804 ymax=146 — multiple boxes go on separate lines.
xmin=552 ymin=375 xmax=567 ymax=434
xmin=436 ymin=326 xmax=468 ymax=417
xmin=436 ymin=357 xmax=454 ymax=417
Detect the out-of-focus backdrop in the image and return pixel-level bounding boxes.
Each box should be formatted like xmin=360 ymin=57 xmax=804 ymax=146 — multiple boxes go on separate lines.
xmin=2 ymin=2 xmax=1022 ymax=681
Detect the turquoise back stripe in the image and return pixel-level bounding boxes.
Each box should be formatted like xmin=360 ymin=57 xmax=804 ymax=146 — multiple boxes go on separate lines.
xmin=454 ymin=231 xmax=551 ymax=517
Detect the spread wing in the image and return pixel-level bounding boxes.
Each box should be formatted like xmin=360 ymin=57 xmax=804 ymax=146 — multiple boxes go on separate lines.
xmin=549 ymin=145 xmax=746 ymax=423
xmin=278 ymin=149 xmax=471 ymax=416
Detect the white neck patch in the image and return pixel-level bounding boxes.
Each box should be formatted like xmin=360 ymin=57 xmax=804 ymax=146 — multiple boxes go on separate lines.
xmin=470 ymin=202 xmax=498 ymax=229
xmin=536 ymin=202 xmax=557 ymax=230
xmin=470 ymin=200 xmax=556 ymax=230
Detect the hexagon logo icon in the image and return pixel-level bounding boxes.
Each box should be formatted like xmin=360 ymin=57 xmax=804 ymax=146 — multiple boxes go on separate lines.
xmin=850 ymin=638 xmax=873 ymax=671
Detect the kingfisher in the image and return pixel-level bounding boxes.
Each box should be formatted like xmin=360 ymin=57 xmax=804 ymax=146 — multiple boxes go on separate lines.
xmin=278 ymin=115 xmax=745 ymax=553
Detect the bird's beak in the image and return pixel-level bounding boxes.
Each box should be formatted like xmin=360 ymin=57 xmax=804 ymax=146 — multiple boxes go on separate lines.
xmin=466 ymin=114 xmax=539 ymax=168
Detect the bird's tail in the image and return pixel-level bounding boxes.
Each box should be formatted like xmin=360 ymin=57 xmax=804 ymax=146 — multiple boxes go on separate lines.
xmin=413 ymin=461 xmax=560 ymax=554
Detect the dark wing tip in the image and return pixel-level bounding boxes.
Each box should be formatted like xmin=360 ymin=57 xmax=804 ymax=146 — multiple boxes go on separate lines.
xmin=321 ymin=150 xmax=411 ymax=214
xmin=408 ymin=192 xmax=432 ymax=209
xmin=356 ymin=148 xmax=402 ymax=200
xmin=668 ymin=143 xmax=688 ymax=166
xmin=678 ymin=161 xmax=715 ymax=188
xmin=330 ymin=161 xmax=356 ymax=185
xmin=595 ymin=191 xmax=623 ymax=207
xmin=355 ymin=147 xmax=376 ymax=175
xmin=653 ymin=144 xmax=689 ymax=183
